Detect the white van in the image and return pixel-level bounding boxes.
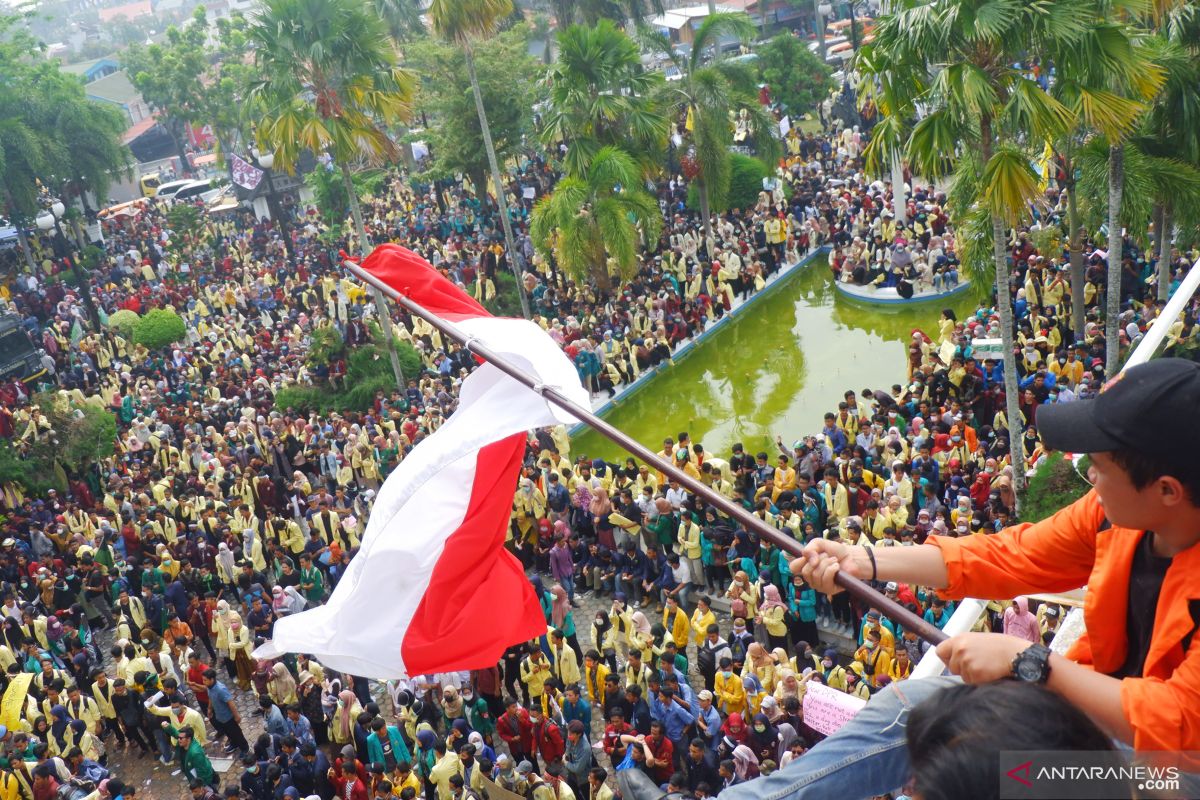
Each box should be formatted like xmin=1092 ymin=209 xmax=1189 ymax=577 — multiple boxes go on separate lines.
xmin=154 ymin=178 xmax=196 ymax=203
xmin=172 ymin=179 xmax=228 ymax=205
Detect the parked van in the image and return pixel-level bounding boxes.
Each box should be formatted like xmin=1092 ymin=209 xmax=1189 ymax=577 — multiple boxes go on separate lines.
xmin=171 ymin=179 xmax=228 ymax=204
xmin=154 ymin=179 xmax=198 ymax=203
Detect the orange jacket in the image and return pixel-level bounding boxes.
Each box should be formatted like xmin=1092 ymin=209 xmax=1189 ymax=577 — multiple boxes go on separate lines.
xmin=928 ymin=490 xmax=1200 ymax=752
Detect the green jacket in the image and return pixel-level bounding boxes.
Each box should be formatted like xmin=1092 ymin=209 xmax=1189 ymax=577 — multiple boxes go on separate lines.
xmin=167 ymin=724 xmax=214 ymax=786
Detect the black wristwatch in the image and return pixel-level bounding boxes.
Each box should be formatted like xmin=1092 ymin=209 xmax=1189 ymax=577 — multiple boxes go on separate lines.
xmin=1011 ymin=643 xmax=1052 ymax=684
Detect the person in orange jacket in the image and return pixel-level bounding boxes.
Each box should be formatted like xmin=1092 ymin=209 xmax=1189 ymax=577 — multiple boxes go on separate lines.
xmin=721 ymin=359 xmax=1200 ymax=800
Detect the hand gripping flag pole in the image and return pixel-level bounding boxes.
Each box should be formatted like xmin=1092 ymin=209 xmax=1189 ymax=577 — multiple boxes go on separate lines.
xmin=344 ymin=258 xmax=949 ymax=647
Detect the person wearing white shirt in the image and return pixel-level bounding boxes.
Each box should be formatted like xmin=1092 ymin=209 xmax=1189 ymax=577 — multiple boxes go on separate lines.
xmin=665 ymin=486 xmax=689 ymax=510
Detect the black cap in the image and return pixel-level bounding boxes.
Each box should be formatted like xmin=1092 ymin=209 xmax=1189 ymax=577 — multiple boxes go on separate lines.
xmin=1037 ymin=359 xmax=1200 ymax=456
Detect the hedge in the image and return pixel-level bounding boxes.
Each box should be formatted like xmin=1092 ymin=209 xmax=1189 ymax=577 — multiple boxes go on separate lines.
xmin=1019 ymin=452 xmax=1090 ymax=523
xmin=107 ymin=309 xmax=140 ymax=339
xmin=133 ymin=308 xmax=186 ymax=350
xmin=686 ymin=153 xmax=774 ymax=214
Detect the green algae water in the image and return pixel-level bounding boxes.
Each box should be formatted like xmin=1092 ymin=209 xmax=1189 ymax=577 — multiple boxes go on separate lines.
xmin=570 ymin=257 xmax=977 ymax=462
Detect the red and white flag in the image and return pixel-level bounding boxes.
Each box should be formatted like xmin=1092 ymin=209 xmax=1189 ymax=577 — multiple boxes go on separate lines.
xmin=255 ymin=244 xmax=587 ymax=677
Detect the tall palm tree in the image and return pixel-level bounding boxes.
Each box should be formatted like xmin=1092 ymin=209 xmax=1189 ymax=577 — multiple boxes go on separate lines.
xmin=529 ymin=146 xmax=662 ymax=289
xmin=645 ymin=12 xmax=780 ymax=245
xmin=541 ymin=20 xmax=669 ymax=179
xmin=1075 ymin=135 xmax=1200 ymax=306
xmin=370 ymin=0 xmax=427 ymax=42
xmin=1053 ymin=12 xmax=1164 ymax=376
xmin=1138 ymin=7 xmax=1200 ymax=300
xmin=858 ymin=0 xmax=1125 ymax=495
xmin=247 ymin=0 xmax=416 ymax=387
xmin=430 ymin=0 xmax=531 ymax=319
xmin=30 ymin=66 xmax=132 ymax=331
xmin=552 ymin=0 xmax=667 ymax=28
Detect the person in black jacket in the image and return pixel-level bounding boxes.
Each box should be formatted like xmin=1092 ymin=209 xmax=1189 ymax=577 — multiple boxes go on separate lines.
xmin=682 ymin=738 xmax=720 ymax=794
xmin=299 ymin=742 xmax=334 ymax=799
xmin=110 ymin=679 xmax=153 ymax=753
xmin=240 ymin=754 xmax=271 ymax=800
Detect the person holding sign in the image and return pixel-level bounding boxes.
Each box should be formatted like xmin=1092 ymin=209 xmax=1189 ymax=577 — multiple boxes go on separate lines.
xmin=719 ymin=359 xmax=1200 ymax=799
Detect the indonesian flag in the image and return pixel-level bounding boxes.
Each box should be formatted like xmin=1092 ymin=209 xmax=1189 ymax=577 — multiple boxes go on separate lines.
xmin=254 ymin=244 xmax=588 ymax=678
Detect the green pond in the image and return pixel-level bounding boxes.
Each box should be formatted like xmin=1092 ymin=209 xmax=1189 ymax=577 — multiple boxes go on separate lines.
xmin=570 ymin=256 xmax=978 ymax=463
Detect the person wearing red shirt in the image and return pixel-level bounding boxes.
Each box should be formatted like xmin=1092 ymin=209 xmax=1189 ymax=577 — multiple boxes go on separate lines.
xmin=529 ymin=707 xmax=564 ymax=766
xmin=497 ymin=699 xmax=535 ymax=767
xmin=185 ymin=653 xmax=210 ymax=715
xmin=602 ymin=708 xmax=633 ymax=766
xmin=641 ymin=721 xmax=675 ymax=784
xmin=328 ymin=760 xmax=368 ymax=800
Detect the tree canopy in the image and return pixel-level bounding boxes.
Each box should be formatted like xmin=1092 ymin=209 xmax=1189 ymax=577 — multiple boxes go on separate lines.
xmin=405 ymin=25 xmax=542 ymax=192
xmin=757 ymin=34 xmax=835 ymax=120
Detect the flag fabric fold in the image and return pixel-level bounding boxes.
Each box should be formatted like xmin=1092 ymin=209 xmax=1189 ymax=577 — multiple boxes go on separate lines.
xmin=254 ymin=244 xmax=587 ymax=678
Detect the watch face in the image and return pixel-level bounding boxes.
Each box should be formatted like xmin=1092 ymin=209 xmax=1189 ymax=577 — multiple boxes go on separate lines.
xmin=1016 ymin=657 xmax=1043 ymax=682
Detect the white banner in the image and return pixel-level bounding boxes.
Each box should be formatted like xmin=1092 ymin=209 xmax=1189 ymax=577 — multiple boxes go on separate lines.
xmin=230 ymin=154 xmax=264 ymax=190
xmin=802 ymin=681 xmax=866 ymax=736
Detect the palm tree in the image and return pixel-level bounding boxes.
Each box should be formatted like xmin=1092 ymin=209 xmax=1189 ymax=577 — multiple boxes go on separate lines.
xmin=1075 ymin=136 xmax=1200 ymax=310
xmin=541 ymin=20 xmax=669 ymax=179
xmin=370 ymin=0 xmax=426 ymax=42
xmin=858 ymin=0 xmax=1130 ymax=496
xmin=551 ymin=0 xmax=666 ymax=28
xmin=1053 ymin=15 xmax=1164 ymax=376
xmin=247 ymin=0 xmax=416 ymax=387
xmin=645 ymin=12 xmax=780 ymax=245
xmin=430 ymin=0 xmax=531 ymax=319
xmin=31 ymin=67 xmax=132 ymax=330
xmin=529 ymin=146 xmax=662 ymax=290
xmin=1138 ymin=8 xmax=1200 ymax=300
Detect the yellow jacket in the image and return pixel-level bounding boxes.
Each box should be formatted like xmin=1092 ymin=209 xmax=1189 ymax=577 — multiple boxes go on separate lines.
xmin=549 ymin=643 xmax=580 ymax=685
xmin=714 ymin=670 xmax=746 ymax=716
xmin=663 ymin=606 xmax=690 ymax=650
xmin=677 ymin=520 xmax=702 ymax=560
xmin=148 ymin=703 xmax=208 ymax=745
xmin=520 ymin=655 xmax=551 ymax=698
xmin=690 ymin=608 xmax=716 ymax=647
xmin=583 ymin=661 xmax=610 ymax=706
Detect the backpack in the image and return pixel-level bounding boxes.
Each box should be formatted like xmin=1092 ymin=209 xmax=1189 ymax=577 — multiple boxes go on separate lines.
xmin=728 ymin=632 xmax=750 ymax=664
xmin=78 ymin=760 xmax=110 ymax=785
xmin=56 ymin=778 xmax=97 ymax=800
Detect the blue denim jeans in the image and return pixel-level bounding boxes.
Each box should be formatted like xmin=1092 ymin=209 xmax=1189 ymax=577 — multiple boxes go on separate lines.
xmin=718 ymin=676 xmax=958 ymax=800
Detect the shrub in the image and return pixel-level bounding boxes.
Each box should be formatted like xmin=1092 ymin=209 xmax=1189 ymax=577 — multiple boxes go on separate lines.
xmin=728 ymin=153 xmax=771 ymax=211
xmin=757 ymin=34 xmax=835 ymax=119
xmin=273 ymin=374 xmax=395 ymax=414
xmin=1019 ymin=452 xmax=1090 ymax=523
xmin=0 ymin=394 xmax=117 ymax=494
xmin=338 ymin=375 xmax=394 ymax=411
xmin=274 ymin=385 xmax=326 ymax=414
xmin=306 ymin=326 xmax=346 ymax=367
xmin=132 ymin=308 xmax=186 ymax=350
xmin=366 ymin=323 xmax=423 ymax=379
xmin=686 ymin=153 xmax=771 ymax=213
xmin=486 ymin=270 xmax=526 ymax=318
xmin=107 ymin=309 xmax=140 ymax=339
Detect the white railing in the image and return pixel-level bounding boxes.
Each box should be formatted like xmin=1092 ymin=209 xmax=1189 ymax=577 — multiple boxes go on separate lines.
xmin=912 ymin=253 xmax=1200 ymax=678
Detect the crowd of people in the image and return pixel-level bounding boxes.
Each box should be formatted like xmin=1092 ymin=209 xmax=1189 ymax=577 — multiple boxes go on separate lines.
xmin=0 ymin=86 xmax=1193 ymax=800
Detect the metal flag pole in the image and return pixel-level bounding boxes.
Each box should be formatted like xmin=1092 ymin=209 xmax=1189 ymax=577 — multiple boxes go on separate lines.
xmin=344 ymin=260 xmax=949 ymax=646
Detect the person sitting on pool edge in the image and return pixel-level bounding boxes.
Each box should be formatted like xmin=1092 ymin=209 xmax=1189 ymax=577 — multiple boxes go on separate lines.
xmin=717 ymin=358 xmax=1200 ymax=800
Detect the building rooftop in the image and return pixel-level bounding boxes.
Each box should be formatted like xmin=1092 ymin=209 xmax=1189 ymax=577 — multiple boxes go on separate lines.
xmin=60 ymin=56 xmax=121 ymax=83
xmin=86 ymin=69 xmax=141 ymax=106
xmin=649 ymin=4 xmax=739 ymax=29
xmin=98 ymin=0 xmax=153 ymax=23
